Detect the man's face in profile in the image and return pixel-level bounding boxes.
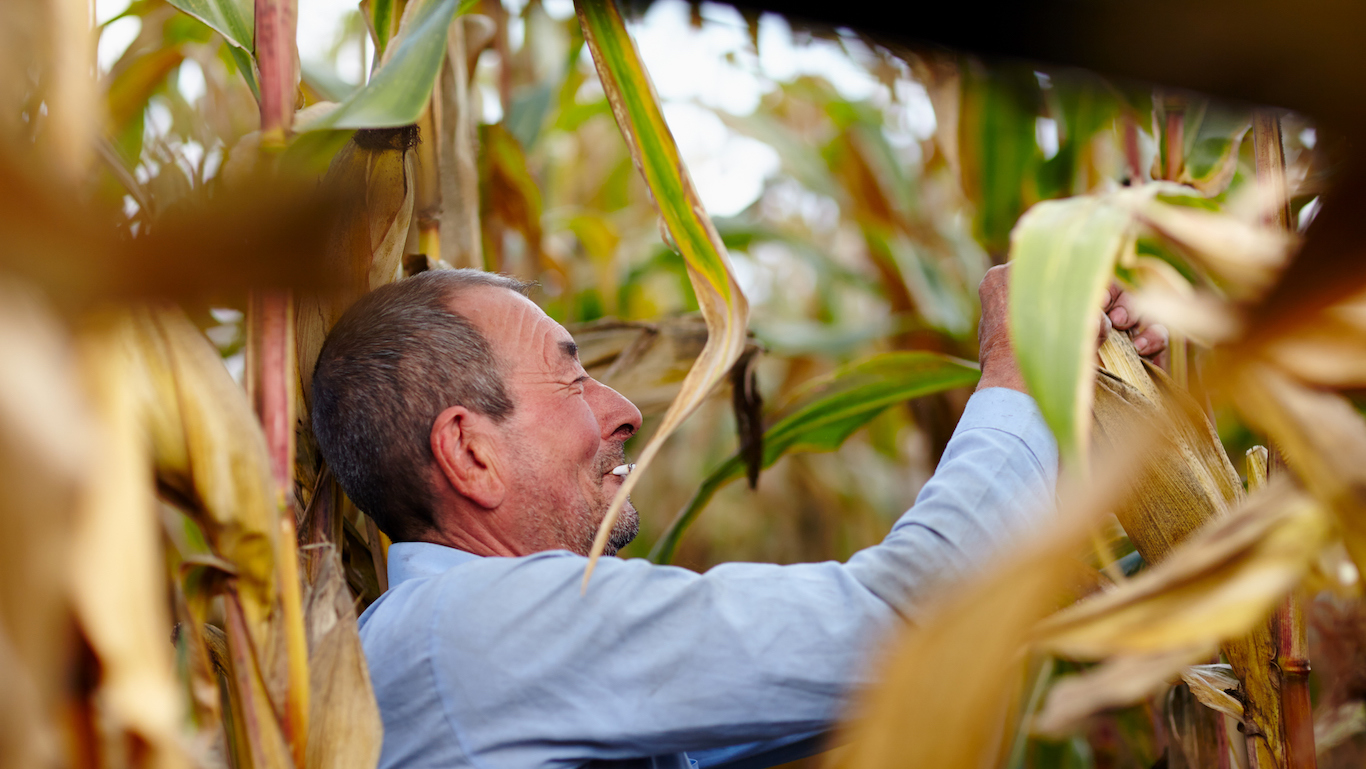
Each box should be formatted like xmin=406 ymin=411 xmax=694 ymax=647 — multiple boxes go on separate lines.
xmin=457 ymin=285 xmax=643 ymax=556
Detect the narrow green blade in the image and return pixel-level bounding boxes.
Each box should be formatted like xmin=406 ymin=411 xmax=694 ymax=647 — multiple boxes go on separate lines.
xmin=167 ymin=0 xmax=253 ymax=52
xmin=300 ymin=0 xmax=463 ymax=130
xmin=650 ymin=352 xmax=981 ymax=563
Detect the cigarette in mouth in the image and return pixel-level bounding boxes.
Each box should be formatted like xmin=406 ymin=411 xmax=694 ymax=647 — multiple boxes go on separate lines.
xmin=610 ymin=464 xmax=636 ymax=477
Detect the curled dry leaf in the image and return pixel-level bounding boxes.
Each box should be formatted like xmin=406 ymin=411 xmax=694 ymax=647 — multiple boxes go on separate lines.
xmin=1138 ymin=196 xmax=1295 ymax=300
xmin=571 ymin=316 xmax=712 ymax=417
xmin=1180 ymin=663 xmax=1244 ymax=721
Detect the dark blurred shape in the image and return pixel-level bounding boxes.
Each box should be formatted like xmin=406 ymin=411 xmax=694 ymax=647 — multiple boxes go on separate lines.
xmin=739 ymin=0 xmax=1366 ymax=141
xmin=0 ymin=150 xmax=344 ymax=311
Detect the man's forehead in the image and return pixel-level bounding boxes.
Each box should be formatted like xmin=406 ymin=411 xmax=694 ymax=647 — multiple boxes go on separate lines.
xmin=453 ymin=284 xmax=576 ymax=367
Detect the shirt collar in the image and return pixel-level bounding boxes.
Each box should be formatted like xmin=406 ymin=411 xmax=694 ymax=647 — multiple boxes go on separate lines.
xmin=387 ymin=541 xmax=484 ymax=587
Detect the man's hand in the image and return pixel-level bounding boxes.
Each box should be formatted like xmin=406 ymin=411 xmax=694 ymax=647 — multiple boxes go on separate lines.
xmin=975 ymin=265 xmax=1169 ymax=394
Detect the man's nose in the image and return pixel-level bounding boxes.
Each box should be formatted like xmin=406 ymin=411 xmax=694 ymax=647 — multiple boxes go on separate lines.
xmin=588 ymin=379 xmax=642 ymax=441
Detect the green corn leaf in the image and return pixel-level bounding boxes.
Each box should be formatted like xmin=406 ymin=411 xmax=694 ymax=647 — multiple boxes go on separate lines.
xmin=166 ymin=0 xmax=253 ymax=52
xmin=959 ymin=61 xmax=1042 ymax=257
xmin=1007 ymin=183 xmax=1196 ymax=462
xmin=299 ymin=0 xmax=464 ymax=131
xmin=576 ymin=0 xmax=750 ymax=585
xmin=650 ymin=352 xmax=981 ymax=564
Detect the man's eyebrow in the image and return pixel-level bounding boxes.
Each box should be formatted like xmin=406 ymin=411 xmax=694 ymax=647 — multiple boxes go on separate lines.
xmin=559 ymin=340 xmax=579 ymax=359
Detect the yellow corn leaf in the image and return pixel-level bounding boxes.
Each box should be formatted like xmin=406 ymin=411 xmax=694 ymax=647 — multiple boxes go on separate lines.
xmin=576 ymin=0 xmax=749 ymax=586
xmin=72 ymin=313 xmax=188 ymax=769
xmin=1034 ymin=481 xmax=1332 ymax=658
xmin=1093 ymin=331 xmax=1243 ymax=561
xmin=1259 ymin=290 xmax=1366 ymax=388
xmin=129 ymin=307 xmax=281 ymax=645
xmin=0 ymin=282 xmax=91 ymax=768
xmin=1136 ymin=199 xmax=1294 ymax=301
xmin=1032 ymin=646 xmax=1213 ymax=737
xmin=302 ymin=545 xmax=383 ymax=769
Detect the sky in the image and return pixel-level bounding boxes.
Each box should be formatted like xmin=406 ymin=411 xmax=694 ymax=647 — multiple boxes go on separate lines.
xmin=94 ymin=0 xmax=937 ymax=219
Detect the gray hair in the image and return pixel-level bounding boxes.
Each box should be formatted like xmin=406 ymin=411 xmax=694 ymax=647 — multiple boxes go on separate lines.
xmin=310 ymin=269 xmax=532 ymax=541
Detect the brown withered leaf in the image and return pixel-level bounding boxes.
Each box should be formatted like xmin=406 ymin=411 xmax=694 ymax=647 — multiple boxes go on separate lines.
xmin=301 ymin=545 xmax=383 ymax=769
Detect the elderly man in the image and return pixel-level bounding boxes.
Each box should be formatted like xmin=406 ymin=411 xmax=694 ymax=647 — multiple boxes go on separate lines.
xmin=311 ymin=267 xmax=1165 ymax=769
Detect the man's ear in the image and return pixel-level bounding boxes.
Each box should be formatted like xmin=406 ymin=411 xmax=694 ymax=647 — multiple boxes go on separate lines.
xmin=430 ymin=406 xmax=506 ymax=509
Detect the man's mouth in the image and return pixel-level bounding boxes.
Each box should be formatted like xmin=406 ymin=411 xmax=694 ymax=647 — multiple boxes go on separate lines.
xmin=609 ymin=464 xmax=635 ymax=477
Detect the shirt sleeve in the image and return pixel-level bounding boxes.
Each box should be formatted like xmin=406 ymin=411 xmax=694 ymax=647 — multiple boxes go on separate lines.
xmin=422 ymin=387 xmax=1057 ymax=765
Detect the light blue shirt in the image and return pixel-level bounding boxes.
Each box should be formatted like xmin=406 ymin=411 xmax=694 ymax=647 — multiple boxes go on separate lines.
xmin=357 ymin=388 xmax=1057 ymax=769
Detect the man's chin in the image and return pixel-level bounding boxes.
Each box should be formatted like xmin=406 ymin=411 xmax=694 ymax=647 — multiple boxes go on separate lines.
xmin=603 ymin=501 xmax=639 ymax=557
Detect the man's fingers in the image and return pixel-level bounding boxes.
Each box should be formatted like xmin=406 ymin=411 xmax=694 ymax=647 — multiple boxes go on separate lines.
xmin=1106 ymin=290 xmax=1140 ymax=331
xmin=1132 ymin=323 xmax=1169 ymax=357
xmin=1097 ymin=311 xmax=1113 ymax=344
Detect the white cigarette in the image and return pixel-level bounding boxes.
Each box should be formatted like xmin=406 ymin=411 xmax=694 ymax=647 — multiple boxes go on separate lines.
xmin=611 ymin=464 xmax=635 ymax=476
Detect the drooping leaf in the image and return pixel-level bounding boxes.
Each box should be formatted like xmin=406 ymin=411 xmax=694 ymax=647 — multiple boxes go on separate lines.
xmin=298 ymin=0 xmax=465 ymax=130
xmin=1033 ymin=481 xmax=1332 ymax=658
xmin=575 ymin=0 xmax=751 ymax=584
xmin=650 ymin=352 xmax=981 ymax=563
xmin=166 ymin=0 xmax=254 ymax=51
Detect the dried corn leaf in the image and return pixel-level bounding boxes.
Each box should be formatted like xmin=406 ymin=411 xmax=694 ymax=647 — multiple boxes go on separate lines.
xmin=1034 ymin=481 xmax=1332 ymax=658
xmin=302 ymin=545 xmax=382 ymax=769
xmin=1226 ymin=362 xmax=1366 ymax=574
xmin=834 ymin=551 xmax=1070 ymax=769
xmin=1033 ymin=646 xmax=1213 ymax=737
xmin=129 ymin=307 xmax=281 ymax=646
xmin=571 ymin=316 xmax=713 ymax=416
xmin=72 ymin=314 xmax=188 ymax=768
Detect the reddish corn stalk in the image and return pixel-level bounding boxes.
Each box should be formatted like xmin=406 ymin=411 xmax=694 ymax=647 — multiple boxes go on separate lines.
xmin=1252 ymin=112 xmax=1316 ymax=769
xmin=1159 ymin=91 xmax=1187 ymax=181
xmin=255 ymin=0 xmax=298 ymax=145
xmin=246 ymin=289 xmax=309 ymax=767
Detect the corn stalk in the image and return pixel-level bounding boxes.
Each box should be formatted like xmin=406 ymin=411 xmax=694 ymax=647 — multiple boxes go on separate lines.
xmin=1253 ymin=108 xmax=1316 ymax=769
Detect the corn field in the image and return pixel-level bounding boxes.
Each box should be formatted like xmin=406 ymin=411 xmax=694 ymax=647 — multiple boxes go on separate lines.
xmin=2 ymin=0 xmax=1365 ymax=767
